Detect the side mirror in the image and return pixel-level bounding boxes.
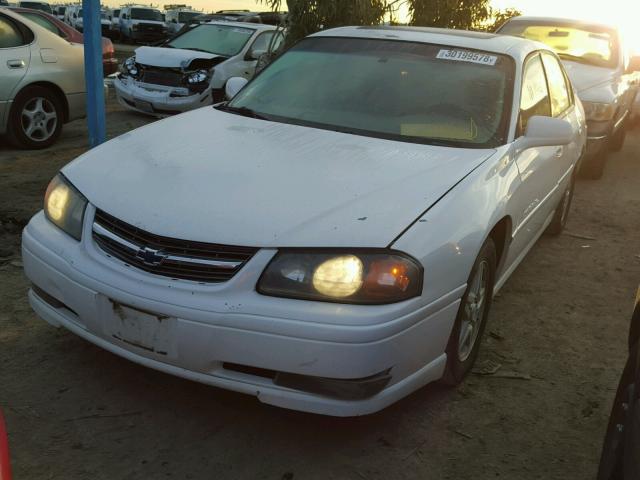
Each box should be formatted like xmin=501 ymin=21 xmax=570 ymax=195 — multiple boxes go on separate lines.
xmin=513 ymin=116 xmax=573 ymax=154
xmin=626 ymin=55 xmax=640 ymax=74
xmin=225 ymin=77 xmax=249 ymax=100
xmin=245 ymin=49 xmax=266 ymax=61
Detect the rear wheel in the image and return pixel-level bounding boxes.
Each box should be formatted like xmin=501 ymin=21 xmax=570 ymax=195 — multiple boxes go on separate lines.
xmin=546 ymin=173 xmax=575 ymax=236
xmin=7 ymin=86 xmax=63 ymax=149
xmin=441 ymin=238 xmax=496 ymax=386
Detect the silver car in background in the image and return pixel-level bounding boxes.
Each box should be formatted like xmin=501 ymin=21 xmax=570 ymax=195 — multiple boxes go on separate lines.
xmin=0 ymin=8 xmax=85 ymax=149
xmin=497 ymin=16 xmax=640 ymax=178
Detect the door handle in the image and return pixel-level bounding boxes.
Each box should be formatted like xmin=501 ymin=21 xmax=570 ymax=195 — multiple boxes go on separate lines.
xmin=554 ymin=147 xmax=564 ymax=158
xmin=7 ymin=59 xmax=25 ymax=69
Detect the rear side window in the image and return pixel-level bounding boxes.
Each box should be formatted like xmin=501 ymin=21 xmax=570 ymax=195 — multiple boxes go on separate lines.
xmin=519 ymin=54 xmax=551 ymax=135
xmin=21 ymin=12 xmax=61 ymax=37
xmin=0 ymin=15 xmax=28 ymax=48
xmin=541 ymin=53 xmax=572 ymax=117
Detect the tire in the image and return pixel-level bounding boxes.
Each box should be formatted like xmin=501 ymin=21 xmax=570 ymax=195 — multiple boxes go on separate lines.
xmin=546 ymin=172 xmax=575 ymax=236
xmin=609 ymin=122 xmax=627 ymax=152
xmin=441 ymin=238 xmax=497 ymax=386
xmin=7 ymin=85 xmax=63 ymax=149
xmin=580 ymin=143 xmax=608 ymax=180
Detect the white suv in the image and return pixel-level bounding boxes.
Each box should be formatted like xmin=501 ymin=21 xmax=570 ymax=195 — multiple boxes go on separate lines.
xmin=165 ymin=8 xmax=200 ymax=36
xmin=119 ymin=5 xmax=167 ymax=44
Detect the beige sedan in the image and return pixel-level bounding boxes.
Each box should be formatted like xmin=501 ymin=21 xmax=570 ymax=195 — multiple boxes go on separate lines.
xmin=0 ymin=7 xmax=85 ymax=149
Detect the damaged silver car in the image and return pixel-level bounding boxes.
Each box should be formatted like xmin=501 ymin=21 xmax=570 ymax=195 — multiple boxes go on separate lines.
xmin=114 ymin=21 xmax=284 ymax=116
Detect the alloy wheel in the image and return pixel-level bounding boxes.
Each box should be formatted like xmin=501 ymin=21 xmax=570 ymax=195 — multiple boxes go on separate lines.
xmin=458 ymin=260 xmax=490 ymax=362
xmin=21 ymin=97 xmax=58 ymax=142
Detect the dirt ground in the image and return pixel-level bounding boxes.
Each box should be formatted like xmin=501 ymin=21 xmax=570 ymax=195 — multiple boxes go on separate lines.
xmin=1 ymin=96 xmax=639 ymax=479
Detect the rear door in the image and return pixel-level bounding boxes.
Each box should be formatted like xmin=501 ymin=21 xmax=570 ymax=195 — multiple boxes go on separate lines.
xmin=0 ymin=13 xmax=32 ymax=127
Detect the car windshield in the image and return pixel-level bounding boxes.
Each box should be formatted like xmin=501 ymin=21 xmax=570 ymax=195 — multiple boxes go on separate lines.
xmin=167 ymin=24 xmax=255 ymax=56
xmin=229 ymin=37 xmax=514 ymax=148
xmin=20 ymin=2 xmax=51 ymax=13
xmin=131 ymin=8 xmax=163 ymax=21
xmin=178 ymin=12 xmax=199 ymax=23
xmin=499 ymin=21 xmax=618 ymax=68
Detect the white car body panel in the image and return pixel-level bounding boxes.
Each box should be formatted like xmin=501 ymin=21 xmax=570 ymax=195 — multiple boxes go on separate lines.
xmin=23 ymin=26 xmax=586 ymax=415
xmin=63 ymin=107 xmax=496 ymax=248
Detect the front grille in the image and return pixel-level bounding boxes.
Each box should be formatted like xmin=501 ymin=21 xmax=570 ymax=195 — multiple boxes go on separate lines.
xmin=140 ymin=69 xmax=183 ymax=87
xmin=139 ymin=23 xmax=162 ymax=32
xmin=92 ymin=209 xmax=258 ymax=283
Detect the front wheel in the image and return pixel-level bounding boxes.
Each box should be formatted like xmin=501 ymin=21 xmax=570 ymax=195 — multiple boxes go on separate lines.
xmin=441 ymin=238 xmax=497 ymax=386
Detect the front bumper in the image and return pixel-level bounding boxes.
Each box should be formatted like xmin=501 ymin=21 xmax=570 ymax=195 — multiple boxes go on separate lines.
xmin=114 ymin=76 xmax=211 ymax=116
xmin=22 ymin=210 xmax=459 ymax=416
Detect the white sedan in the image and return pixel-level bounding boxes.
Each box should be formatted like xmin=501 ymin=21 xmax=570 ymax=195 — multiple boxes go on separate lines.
xmin=22 ymin=27 xmax=586 ymax=416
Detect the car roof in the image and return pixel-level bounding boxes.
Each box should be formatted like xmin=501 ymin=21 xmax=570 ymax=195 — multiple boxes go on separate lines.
xmin=500 ymin=15 xmax=617 ymax=32
xmin=312 ymin=26 xmax=551 ymax=63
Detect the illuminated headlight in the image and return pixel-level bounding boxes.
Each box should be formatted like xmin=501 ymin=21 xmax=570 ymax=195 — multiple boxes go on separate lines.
xmin=582 ymin=101 xmax=615 ymax=122
xmin=187 ymin=69 xmax=209 ymax=84
xmin=44 ymin=174 xmax=88 ymax=241
xmin=257 ymin=251 xmax=423 ymax=304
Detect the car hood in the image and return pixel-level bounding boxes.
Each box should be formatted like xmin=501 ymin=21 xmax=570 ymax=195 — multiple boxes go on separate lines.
xmin=63 ymin=108 xmax=496 ymax=248
xmin=134 ymin=46 xmax=221 ymax=68
xmin=561 ymin=60 xmax=616 ymax=93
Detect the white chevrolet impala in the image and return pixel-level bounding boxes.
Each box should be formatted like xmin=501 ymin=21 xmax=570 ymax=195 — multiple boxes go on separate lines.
xmin=22 ymin=27 xmax=586 ymax=416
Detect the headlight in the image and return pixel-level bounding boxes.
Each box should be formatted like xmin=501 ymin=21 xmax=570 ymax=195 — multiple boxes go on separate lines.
xmin=582 ymin=101 xmax=615 ymax=122
xmin=44 ymin=174 xmax=87 ymax=241
xmin=122 ymin=56 xmax=139 ymax=77
xmin=257 ymin=251 xmax=423 ymax=304
xmin=187 ymin=69 xmax=209 ymax=84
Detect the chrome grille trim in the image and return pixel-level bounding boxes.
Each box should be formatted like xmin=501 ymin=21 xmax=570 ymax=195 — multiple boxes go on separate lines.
xmin=92 ymin=209 xmax=257 ymax=283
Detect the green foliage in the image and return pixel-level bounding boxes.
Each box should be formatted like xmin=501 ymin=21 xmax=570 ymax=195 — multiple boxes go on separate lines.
xmin=485 ymin=7 xmax=522 ymax=32
xmin=261 ymin=0 xmax=389 ymax=44
xmin=407 ymin=0 xmax=491 ymax=30
xmin=260 ymin=0 xmax=522 ymax=44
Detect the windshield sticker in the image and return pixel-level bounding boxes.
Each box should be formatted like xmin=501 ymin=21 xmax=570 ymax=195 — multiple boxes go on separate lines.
xmin=231 ymin=28 xmax=253 ymax=34
xmin=436 ymin=49 xmax=498 ymax=66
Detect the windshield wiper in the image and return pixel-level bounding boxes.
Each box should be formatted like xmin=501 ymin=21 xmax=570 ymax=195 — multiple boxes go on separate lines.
xmin=184 ymin=47 xmax=213 ymax=54
xmin=215 ymin=104 xmax=268 ymax=120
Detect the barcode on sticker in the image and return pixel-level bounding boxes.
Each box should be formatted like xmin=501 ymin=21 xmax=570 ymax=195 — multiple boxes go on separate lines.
xmin=436 ymin=49 xmax=498 ymax=66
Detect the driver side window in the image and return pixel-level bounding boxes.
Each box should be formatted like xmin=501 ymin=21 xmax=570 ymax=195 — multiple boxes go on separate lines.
xmin=518 ymin=53 xmax=551 ymax=136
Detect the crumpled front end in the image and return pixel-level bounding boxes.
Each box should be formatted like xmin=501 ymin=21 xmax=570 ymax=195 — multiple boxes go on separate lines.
xmin=115 ymin=53 xmax=223 ymax=116
xmin=114 ymin=74 xmax=213 ymax=116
